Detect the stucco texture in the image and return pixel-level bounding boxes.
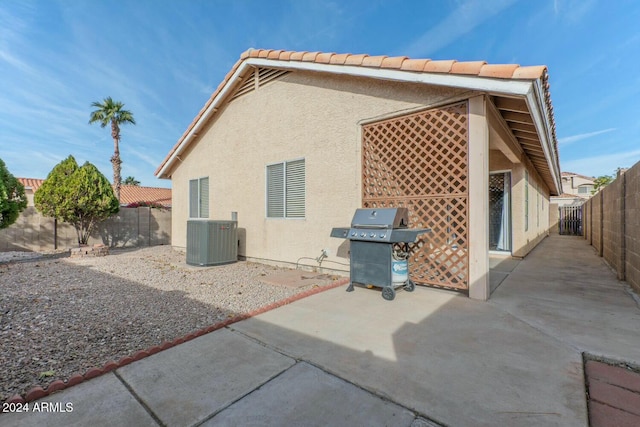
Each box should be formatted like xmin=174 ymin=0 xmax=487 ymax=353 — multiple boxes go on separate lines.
xmin=168 ymin=71 xmax=466 ymax=268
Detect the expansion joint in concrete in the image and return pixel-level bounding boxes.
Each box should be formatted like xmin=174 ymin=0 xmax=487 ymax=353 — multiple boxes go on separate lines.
xmin=113 ymin=370 xmax=165 ymax=427
xmin=191 ymin=365 xmax=294 ymax=427
xmin=494 ymin=308 xmax=584 ymax=354
xmin=225 ymin=326 xmax=446 ymax=427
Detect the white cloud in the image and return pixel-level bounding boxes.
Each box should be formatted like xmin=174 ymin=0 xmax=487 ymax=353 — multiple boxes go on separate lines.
xmin=403 ymin=0 xmax=517 ymax=57
xmin=558 ymin=128 xmax=616 ymax=145
xmin=561 ymin=149 xmax=640 ymax=177
xmin=553 ymin=0 xmax=596 ymax=23
xmin=126 ymin=147 xmax=161 ymax=170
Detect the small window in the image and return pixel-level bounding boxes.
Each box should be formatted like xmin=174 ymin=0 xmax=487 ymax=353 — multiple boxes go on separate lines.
xmin=189 ymin=177 xmax=209 ymax=218
xmin=266 ymin=159 xmax=305 ymax=219
xmin=578 ymin=185 xmax=592 ymax=195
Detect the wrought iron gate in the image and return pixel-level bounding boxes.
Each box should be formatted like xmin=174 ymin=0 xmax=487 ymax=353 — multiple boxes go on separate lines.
xmin=362 ymin=102 xmax=469 ymax=290
xmin=559 ymin=205 xmax=583 ymax=236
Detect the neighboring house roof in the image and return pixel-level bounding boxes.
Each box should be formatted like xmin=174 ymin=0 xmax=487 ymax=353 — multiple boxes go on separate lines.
xmin=552 ymin=193 xmax=588 ymax=199
xmin=17 ymin=177 xmax=44 ymax=191
xmin=155 ymin=48 xmax=561 ymax=195
xmin=561 ymin=171 xmax=595 ymax=181
xmin=16 ymin=178 xmax=172 ymax=207
xmin=119 ymin=185 xmax=172 ymax=207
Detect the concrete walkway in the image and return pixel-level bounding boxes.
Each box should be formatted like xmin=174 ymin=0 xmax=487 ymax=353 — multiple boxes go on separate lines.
xmin=2 ymin=235 xmax=639 ymax=426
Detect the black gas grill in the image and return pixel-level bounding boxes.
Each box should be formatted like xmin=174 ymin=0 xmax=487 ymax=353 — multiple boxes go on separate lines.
xmin=330 ymin=208 xmax=430 ymax=300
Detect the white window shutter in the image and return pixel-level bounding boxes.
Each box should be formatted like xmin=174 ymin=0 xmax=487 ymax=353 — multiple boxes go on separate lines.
xmin=267 ymin=163 xmax=284 ymax=218
xmin=285 ymin=159 xmax=305 ymax=218
xmin=189 ymin=179 xmax=198 ymax=218
xmin=199 ymin=177 xmax=209 ymax=218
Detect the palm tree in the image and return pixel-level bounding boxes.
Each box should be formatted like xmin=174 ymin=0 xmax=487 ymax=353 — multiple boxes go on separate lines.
xmin=89 ymin=97 xmax=135 ymax=201
xmin=123 ymin=176 xmax=140 ymax=186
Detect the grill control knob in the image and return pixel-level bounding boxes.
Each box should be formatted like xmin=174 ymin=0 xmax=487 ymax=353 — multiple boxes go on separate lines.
xmin=351 ymin=231 xmax=357 ymax=237
xmin=380 ymin=233 xmax=386 ymax=239
xmin=360 ymin=232 xmax=365 ymax=238
xmin=370 ymin=232 xmax=375 ymax=238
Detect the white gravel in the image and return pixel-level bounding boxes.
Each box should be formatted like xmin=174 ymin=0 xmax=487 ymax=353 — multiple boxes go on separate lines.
xmin=0 ymin=246 xmax=334 ymax=401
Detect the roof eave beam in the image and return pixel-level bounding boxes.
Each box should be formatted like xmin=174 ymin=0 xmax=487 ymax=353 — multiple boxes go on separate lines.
xmin=525 ymin=81 xmax=562 ymax=195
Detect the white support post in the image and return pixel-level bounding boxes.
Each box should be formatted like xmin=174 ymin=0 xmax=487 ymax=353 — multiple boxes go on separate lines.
xmin=468 ymin=95 xmax=490 ymax=300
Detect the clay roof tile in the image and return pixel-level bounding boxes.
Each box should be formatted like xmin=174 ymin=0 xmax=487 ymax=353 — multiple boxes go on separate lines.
xmin=512 ymin=65 xmax=547 ymax=79
xmin=314 ymin=53 xmax=333 ymax=63
xmin=381 ymin=56 xmax=408 ymax=69
xmin=267 ymin=50 xmax=283 ymax=59
xmin=423 ymin=60 xmax=456 ymax=73
xmin=450 ymin=61 xmax=487 ymax=75
xmin=478 ymin=64 xmax=520 ymax=78
xmin=329 ymin=53 xmax=350 ymax=65
xmin=344 ymin=54 xmax=368 ymax=66
xmin=289 ymin=51 xmax=307 ymax=61
xmin=400 ymin=58 xmax=431 ymax=72
xmin=278 ymin=50 xmax=293 ymax=60
xmin=361 ymin=55 xmax=388 ymax=68
xmin=301 ymin=51 xmax=321 ymax=62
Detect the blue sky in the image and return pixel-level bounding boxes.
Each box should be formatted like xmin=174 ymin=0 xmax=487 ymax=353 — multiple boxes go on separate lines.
xmin=1 ymin=0 xmax=639 ymax=188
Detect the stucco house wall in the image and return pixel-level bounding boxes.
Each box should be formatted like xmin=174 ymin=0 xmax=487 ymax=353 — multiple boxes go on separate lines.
xmin=489 ymin=149 xmax=549 ymax=257
xmin=170 ymin=71 xmax=467 ymax=266
xmin=158 ymin=49 xmax=562 ymax=300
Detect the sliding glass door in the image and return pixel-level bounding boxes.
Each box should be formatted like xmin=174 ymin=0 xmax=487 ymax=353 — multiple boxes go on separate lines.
xmin=489 ymin=172 xmax=511 ymax=252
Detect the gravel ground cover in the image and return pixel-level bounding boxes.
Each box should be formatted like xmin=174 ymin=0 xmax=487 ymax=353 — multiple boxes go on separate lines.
xmin=0 ymin=246 xmax=331 ymax=401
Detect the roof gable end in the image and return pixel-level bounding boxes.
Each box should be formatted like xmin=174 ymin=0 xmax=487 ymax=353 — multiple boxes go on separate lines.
xmin=155 ymin=48 xmax=560 ymax=194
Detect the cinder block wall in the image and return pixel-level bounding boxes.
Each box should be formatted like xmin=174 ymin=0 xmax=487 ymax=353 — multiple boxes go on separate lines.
xmin=590 ymin=191 xmax=603 ymax=256
xmin=583 ymin=160 xmax=640 ymax=292
xmin=602 ymin=177 xmax=623 ymax=274
xmin=625 ymin=163 xmax=640 ymax=291
xmin=0 ymin=207 xmax=171 ymax=252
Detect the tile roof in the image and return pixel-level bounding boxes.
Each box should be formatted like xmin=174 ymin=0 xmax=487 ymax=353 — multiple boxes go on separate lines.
xmin=156 ymin=48 xmax=557 ymax=180
xmin=552 ymin=193 xmax=588 ymax=199
xmin=561 ymin=172 xmax=595 ymax=180
xmin=17 ymin=177 xmax=44 ymax=191
xmin=119 ymin=185 xmax=172 ymax=207
xmin=16 ymin=178 xmax=172 ymax=207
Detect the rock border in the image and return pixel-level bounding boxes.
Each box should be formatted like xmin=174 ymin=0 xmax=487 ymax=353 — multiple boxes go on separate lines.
xmin=5 ymin=277 xmax=349 ymax=404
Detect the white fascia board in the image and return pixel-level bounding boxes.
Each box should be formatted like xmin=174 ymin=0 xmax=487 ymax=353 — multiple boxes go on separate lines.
xmin=246 ymin=58 xmax=533 ymax=96
xmin=155 ymin=62 xmax=254 ymax=178
xmin=525 ymin=81 xmax=562 ymax=193
xmin=158 ymin=57 xmax=538 ymax=178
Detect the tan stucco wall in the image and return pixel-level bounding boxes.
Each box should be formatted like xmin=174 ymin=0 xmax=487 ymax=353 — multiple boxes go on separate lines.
xmin=489 ymin=149 xmax=550 ymax=258
xmin=169 ymin=71 xmax=467 ymax=268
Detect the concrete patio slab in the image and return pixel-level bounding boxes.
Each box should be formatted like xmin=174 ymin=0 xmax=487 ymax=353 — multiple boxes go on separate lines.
xmin=489 ymin=236 xmax=640 ymax=364
xmin=489 ymin=254 xmax=521 ymax=293
xmin=1 ymin=372 xmax=156 ymax=427
xmin=231 ymin=285 xmax=587 ymax=426
xmin=4 ymin=235 xmax=639 ymax=427
xmin=116 ymin=327 xmax=295 ymax=426
xmin=204 ymin=361 xmax=416 ymax=426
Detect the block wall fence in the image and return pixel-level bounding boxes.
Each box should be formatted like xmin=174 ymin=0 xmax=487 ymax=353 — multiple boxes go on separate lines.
xmin=0 ymin=207 xmax=171 ymax=252
xmin=583 ymin=160 xmax=640 ymax=293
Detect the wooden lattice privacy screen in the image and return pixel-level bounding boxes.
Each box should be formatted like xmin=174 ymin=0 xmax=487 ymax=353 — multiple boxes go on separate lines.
xmin=362 ymin=102 xmax=469 ymax=290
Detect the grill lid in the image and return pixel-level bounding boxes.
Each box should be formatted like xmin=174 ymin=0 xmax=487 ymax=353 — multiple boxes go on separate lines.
xmin=350 ymin=208 xmax=408 ymax=229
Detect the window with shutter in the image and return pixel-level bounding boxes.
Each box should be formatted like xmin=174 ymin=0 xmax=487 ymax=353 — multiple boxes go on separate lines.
xmin=266 ymin=159 xmax=305 ymax=219
xmin=199 ymin=177 xmax=209 ymax=218
xmin=189 ymin=177 xmax=209 ymax=218
xmin=189 ymin=179 xmax=198 ymax=218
